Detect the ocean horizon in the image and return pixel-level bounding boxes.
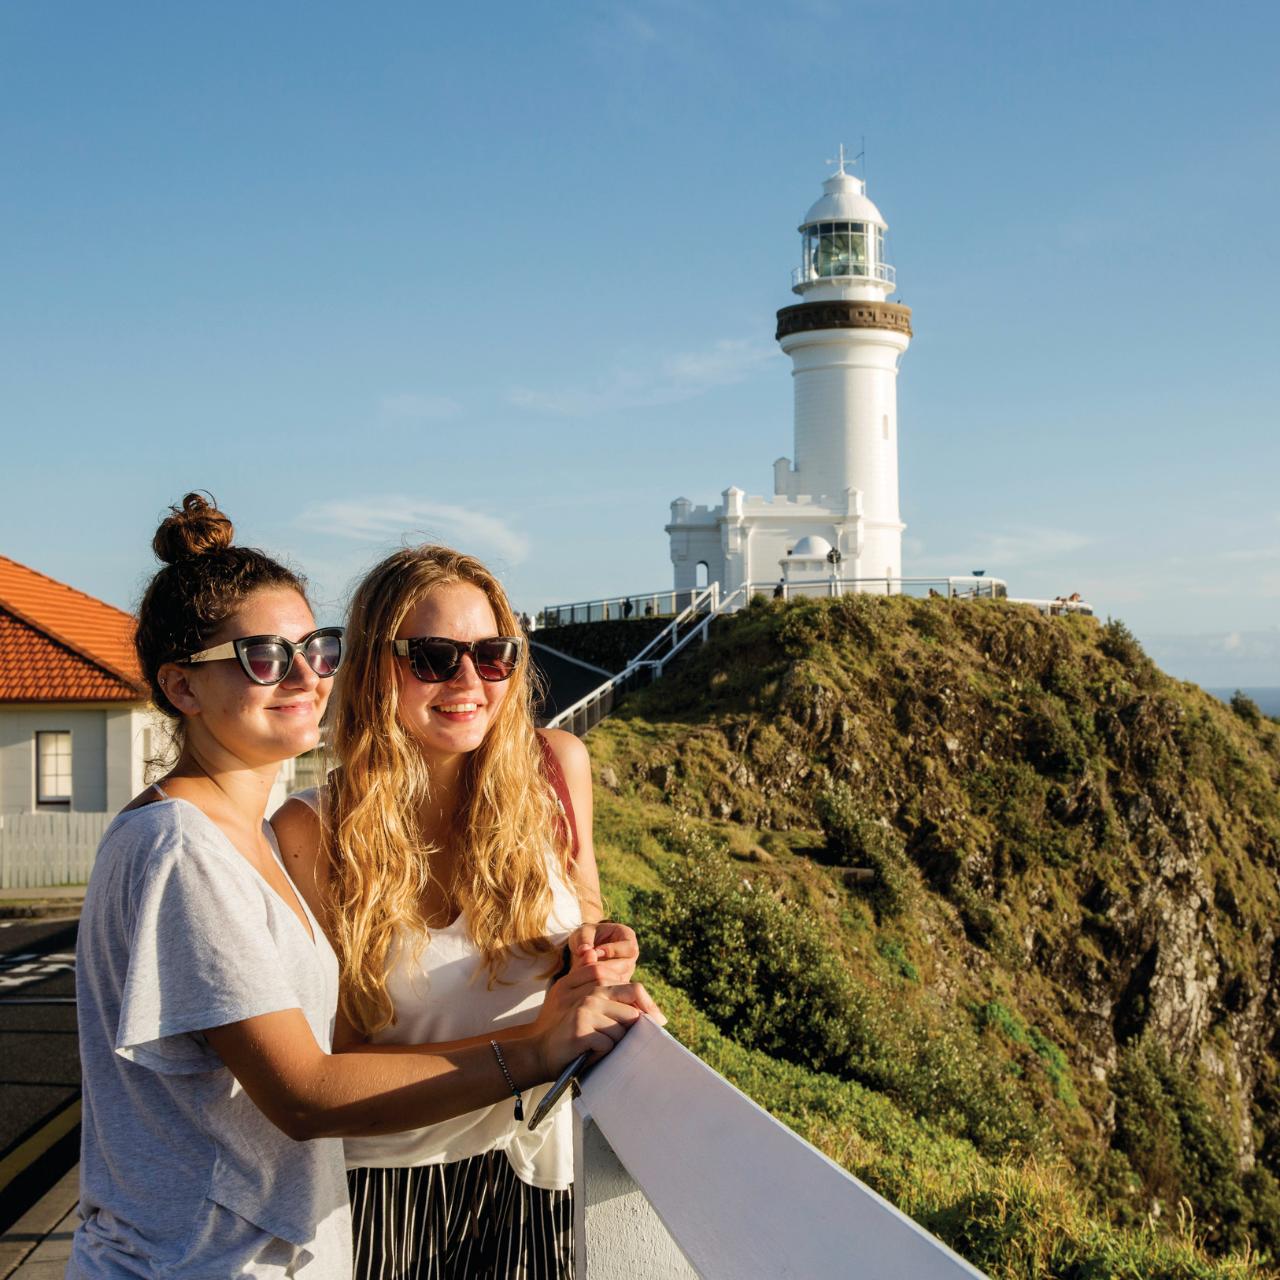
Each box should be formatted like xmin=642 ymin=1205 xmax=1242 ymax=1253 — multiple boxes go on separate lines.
xmin=1206 ymin=687 xmax=1280 ymax=719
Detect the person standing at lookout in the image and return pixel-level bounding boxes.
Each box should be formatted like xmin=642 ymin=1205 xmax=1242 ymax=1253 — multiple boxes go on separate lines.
xmin=70 ymin=495 xmax=655 ymax=1279
xmin=272 ymin=544 xmax=651 ymax=1278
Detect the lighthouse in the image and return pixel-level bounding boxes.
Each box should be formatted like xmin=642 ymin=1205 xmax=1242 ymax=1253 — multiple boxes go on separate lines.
xmin=667 ymin=153 xmax=914 ymax=596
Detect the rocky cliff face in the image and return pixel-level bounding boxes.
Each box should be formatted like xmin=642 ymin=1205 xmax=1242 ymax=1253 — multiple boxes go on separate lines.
xmin=575 ymin=595 xmax=1280 ymax=1250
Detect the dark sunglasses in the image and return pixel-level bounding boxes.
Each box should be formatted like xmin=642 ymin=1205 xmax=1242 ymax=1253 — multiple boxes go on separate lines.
xmin=185 ymin=627 xmax=345 ymax=686
xmin=391 ymin=635 xmax=522 ymax=683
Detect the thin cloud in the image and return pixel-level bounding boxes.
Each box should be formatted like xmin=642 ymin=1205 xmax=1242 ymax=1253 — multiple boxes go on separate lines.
xmin=508 ymin=338 xmax=778 ymax=416
xmin=379 ymin=393 xmax=463 ymax=422
xmin=1170 ymin=545 xmax=1280 ymax=567
xmin=1220 ymin=546 xmax=1280 ymax=564
xmin=297 ymin=497 xmax=529 ymax=565
xmin=1141 ymin=627 xmax=1280 ymax=686
xmin=916 ymin=527 xmax=1093 ymax=573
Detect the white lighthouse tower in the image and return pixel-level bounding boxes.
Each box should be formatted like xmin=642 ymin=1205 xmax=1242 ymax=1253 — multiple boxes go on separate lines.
xmin=667 ymin=152 xmax=914 ymax=595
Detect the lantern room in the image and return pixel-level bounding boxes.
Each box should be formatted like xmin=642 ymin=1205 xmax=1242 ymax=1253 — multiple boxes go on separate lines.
xmin=792 ymin=155 xmax=895 ymax=296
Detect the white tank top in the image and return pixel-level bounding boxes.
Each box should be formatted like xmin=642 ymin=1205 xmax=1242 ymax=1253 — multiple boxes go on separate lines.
xmin=292 ymin=788 xmax=581 ymax=1189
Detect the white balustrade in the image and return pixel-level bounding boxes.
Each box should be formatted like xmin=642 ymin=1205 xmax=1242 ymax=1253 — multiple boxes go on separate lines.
xmin=574 ymin=1017 xmax=987 ymax=1279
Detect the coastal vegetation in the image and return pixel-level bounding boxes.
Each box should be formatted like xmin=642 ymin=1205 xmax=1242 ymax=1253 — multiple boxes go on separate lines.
xmin=542 ymin=596 xmax=1280 ymax=1277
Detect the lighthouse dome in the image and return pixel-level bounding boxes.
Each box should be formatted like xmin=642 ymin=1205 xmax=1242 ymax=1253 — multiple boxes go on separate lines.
xmin=800 ymin=170 xmax=885 ymax=230
xmin=789 ymin=535 xmax=834 ymax=559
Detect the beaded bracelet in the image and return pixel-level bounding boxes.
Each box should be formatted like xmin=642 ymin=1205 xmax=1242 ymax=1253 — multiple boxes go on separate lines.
xmin=490 ymin=1039 xmax=524 ymax=1121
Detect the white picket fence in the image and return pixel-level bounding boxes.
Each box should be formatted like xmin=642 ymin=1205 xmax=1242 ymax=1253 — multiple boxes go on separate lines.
xmin=0 ymin=811 xmax=113 ymax=889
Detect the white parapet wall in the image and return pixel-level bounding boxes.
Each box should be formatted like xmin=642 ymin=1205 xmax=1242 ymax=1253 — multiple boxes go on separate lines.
xmin=574 ymin=1016 xmax=988 ymax=1280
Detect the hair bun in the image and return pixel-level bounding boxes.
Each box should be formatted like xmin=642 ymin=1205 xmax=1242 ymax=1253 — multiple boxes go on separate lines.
xmin=152 ymin=492 xmax=235 ymax=564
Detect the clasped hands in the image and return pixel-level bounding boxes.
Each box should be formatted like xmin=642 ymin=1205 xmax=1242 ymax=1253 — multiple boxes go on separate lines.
xmin=565 ymin=920 xmax=665 ymax=1024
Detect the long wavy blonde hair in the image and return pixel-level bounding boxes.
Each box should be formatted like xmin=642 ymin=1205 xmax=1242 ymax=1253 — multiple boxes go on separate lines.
xmin=325 ymin=546 xmax=571 ymax=1035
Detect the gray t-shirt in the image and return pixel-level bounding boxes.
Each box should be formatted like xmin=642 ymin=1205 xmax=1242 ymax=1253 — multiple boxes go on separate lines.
xmin=70 ymin=798 xmax=351 ymax=1279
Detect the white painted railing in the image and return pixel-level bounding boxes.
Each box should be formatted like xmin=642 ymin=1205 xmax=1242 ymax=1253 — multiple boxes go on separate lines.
xmin=791 ymin=261 xmax=896 ymax=288
xmin=745 ymin=575 xmax=1008 ymax=602
xmin=574 ymin=1017 xmax=987 ymax=1279
xmin=543 ymin=586 xmax=721 ymax=735
xmin=1009 ymin=597 xmax=1095 ymax=617
xmin=541 ymin=589 xmax=708 ymax=626
xmin=544 ymin=578 xmax=1009 ymax=625
xmin=0 ymin=811 xmax=113 ymax=889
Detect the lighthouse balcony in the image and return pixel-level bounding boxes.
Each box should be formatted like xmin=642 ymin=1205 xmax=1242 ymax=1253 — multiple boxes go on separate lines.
xmin=792 ymin=261 xmax=896 ymax=289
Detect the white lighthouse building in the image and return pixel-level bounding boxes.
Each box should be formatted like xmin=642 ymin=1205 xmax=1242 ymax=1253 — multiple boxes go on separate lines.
xmin=667 ymin=154 xmax=913 ymax=596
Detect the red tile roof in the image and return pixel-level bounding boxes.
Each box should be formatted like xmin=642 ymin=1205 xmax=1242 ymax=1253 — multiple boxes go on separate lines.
xmin=0 ymin=556 xmax=145 ymax=702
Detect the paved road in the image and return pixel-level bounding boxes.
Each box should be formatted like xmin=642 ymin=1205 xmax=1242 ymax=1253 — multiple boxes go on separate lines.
xmin=0 ymin=917 xmax=80 ymax=1234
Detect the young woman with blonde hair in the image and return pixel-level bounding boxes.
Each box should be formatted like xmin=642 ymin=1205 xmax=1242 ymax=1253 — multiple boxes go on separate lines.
xmin=273 ymin=544 xmax=649 ymax=1278
xmin=72 ymin=497 xmax=650 ymax=1279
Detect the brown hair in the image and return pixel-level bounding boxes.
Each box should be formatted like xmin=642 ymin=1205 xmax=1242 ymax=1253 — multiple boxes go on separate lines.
xmin=135 ymin=492 xmax=307 ymax=720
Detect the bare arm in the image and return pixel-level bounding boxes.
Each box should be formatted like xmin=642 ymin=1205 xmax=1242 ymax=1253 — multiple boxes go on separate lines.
xmin=540 ymin=728 xmax=602 ymax=918
xmin=541 ymin=729 xmax=647 ymax=987
xmin=204 ymin=965 xmax=658 ymax=1142
xmin=262 ymin=774 xmax=658 ymax=1138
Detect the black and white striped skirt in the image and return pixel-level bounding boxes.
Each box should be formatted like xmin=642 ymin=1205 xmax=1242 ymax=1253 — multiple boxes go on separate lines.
xmin=348 ymin=1154 xmax=574 ymax=1279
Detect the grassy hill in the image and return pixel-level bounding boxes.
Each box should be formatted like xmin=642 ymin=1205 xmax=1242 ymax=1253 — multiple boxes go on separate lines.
xmin=565 ymin=596 xmax=1280 ymax=1278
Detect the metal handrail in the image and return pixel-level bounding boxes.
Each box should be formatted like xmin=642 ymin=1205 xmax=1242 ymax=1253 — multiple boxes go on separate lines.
xmin=540 ymin=589 xmax=701 ymax=626
xmin=544 ymin=586 xmax=722 ymax=734
xmin=625 ymin=584 xmax=719 ymax=665
xmin=791 ymin=262 xmax=896 ymax=287
xmin=546 ymin=579 xmax=1008 ymax=624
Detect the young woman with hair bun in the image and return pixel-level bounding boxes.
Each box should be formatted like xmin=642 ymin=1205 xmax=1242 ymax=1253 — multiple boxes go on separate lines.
xmin=271 ymin=544 xmax=649 ymax=1278
xmin=71 ymin=496 xmax=654 ymax=1280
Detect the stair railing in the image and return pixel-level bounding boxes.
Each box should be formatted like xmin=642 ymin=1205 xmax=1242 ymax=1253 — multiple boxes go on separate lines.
xmin=543 ymin=583 xmax=724 ymax=735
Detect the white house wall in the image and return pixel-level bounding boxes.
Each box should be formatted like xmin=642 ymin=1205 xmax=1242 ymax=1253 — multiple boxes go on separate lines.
xmin=0 ymin=706 xmax=109 ymax=814
xmin=0 ymin=702 xmax=298 ymax=817
xmin=670 ymin=496 xmax=871 ymax=593
xmin=105 ymin=706 xmax=156 ymax=812
xmin=669 ymin=524 xmax=726 ymax=594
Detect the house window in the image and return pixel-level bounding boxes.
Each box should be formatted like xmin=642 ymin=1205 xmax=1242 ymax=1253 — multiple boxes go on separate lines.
xmin=36 ymin=731 xmax=72 ymax=806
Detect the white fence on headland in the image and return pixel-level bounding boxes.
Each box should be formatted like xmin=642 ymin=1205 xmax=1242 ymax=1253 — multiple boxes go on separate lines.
xmin=574 ymin=1016 xmax=987 ymax=1278
xmin=543 ymin=576 xmax=1010 ymax=625
xmin=1012 ymin=597 xmax=1095 ymax=618
xmin=540 ymin=589 xmax=707 ymax=626
xmin=0 ymin=811 xmax=113 ymax=890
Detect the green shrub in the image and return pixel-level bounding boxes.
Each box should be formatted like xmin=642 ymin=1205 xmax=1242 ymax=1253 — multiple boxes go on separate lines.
xmin=636 ymin=837 xmax=1039 ymax=1157
xmin=816 ymin=782 xmax=911 ymax=918
xmin=976 ymin=1002 xmax=1078 ymax=1106
xmin=775 ymin=597 xmax=833 ymax=656
xmin=1099 ymin=617 xmax=1147 ymax=669
xmin=877 ymin=936 xmax=919 ymax=982
xmin=1229 ymin=691 xmax=1262 ymax=727
xmin=1024 ymin=702 xmax=1089 ymax=780
xmin=1112 ymin=1038 xmax=1254 ymax=1253
xmin=638 ymin=834 xmax=867 ymax=1072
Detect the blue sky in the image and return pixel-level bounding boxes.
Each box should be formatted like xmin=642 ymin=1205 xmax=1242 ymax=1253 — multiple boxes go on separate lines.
xmin=2 ymin=1 xmax=1277 ymax=686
